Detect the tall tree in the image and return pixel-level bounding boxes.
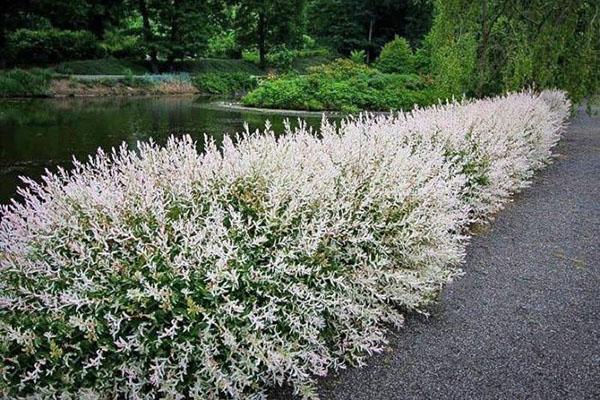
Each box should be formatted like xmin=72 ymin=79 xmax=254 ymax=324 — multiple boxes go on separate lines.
xmin=426 ymin=0 xmax=599 ymax=101
xmin=131 ymin=0 xmax=217 ymax=67
xmin=36 ymin=0 xmax=128 ymax=39
xmin=234 ymin=0 xmax=306 ymax=66
xmin=306 ymin=0 xmax=433 ymax=58
xmin=135 ymin=0 xmax=158 ymax=70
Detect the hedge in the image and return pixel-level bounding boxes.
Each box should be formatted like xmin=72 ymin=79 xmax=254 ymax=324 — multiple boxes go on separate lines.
xmin=6 ymin=29 xmax=104 ymax=66
xmin=0 ymin=90 xmax=570 ymax=399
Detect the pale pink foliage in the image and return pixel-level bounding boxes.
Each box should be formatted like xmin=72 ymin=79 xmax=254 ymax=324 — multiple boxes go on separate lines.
xmin=0 ymin=90 xmax=570 ymax=399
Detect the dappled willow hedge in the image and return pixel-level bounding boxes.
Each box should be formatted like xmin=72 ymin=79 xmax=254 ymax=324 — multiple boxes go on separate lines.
xmin=0 ymin=90 xmax=569 ymax=399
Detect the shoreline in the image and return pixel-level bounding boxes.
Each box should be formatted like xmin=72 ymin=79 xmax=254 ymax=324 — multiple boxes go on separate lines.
xmin=49 ymin=78 xmax=199 ymax=97
xmin=208 ymin=101 xmax=399 ymax=117
xmin=203 ymin=100 xmax=339 ymax=117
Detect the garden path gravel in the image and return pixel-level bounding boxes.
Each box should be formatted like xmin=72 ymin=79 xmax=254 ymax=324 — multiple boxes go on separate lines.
xmin=274 ymin=109 xmax=600 ymax=399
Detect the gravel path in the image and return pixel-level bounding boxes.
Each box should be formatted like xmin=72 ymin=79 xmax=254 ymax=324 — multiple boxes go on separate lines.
xmin=276 ymin=109 xmax=600 ymax=399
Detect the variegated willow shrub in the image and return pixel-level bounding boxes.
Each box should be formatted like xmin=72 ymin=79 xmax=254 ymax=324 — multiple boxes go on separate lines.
xmin=0 ymin=90 xmax=569 ymax=399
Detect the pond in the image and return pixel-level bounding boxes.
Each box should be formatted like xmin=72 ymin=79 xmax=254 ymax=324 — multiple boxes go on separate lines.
xmin=0 ymin=96 xmax=325 ymax=205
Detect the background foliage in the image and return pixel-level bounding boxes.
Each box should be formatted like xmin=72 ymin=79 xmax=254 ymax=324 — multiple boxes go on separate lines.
xmin=425 ymin=0 xmax=599 ymax=102
xmin=0 ymin=0 xmax=597 ymax=102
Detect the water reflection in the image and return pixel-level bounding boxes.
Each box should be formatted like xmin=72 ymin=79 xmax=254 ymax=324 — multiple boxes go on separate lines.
xmin=0 ymin=96 xmax=325 ymax=204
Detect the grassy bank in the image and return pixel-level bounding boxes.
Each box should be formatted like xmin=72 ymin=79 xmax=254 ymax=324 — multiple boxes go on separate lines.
xmin=0 ymin=69 xmax=53 ymax=97
xmin=51 ymin=74 xmax=198 ymax=97
xmin=0 ymin=53 xmax=345 ymax=98
xmin=191 ymin=72 xmax=258 ymax=95
xmin=55 ymin=58 xmax=149 ymax=75
xmin=0 ymin=58 xmax=265 ymax=98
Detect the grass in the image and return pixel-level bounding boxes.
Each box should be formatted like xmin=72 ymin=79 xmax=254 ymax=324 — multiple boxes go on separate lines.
xmin=54 ymin=58 xmax=149 ymax=75
xmin=0 ymin=68 xmax=52 ymax=97
xmin=172 ymin=58 xmax=264 ymax=75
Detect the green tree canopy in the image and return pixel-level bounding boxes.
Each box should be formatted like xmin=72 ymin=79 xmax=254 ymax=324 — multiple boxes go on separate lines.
xmin=233 ymin=0 xmax=306 ymax=66
xmin=426 ymin=0 xmax=599 ymax=101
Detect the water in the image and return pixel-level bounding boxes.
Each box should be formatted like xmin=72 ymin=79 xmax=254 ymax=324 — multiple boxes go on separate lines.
xmin=0 ymin=96 xmax=325 ymax=204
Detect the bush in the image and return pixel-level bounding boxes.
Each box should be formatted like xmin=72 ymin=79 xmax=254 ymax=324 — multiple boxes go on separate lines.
xmin=7 ymin=29 xmax=105 ymax=66
xmin=0 ymin=69 xmax=52 ymax=97
xmin=302 ymin=34 xmax=317 ymax=50
xmin=192 ymin=72 xmax=258 ymax=95
xmin=266 ymin=45 xmax=295 ymax=72
xmin=242 ymin=49 xmax=260 ymax=64
xmin=206 ymin=31 xmax=241 ymax=58
xmin=243 ymin=74 xmax=315 ymax=109
xmin=0 ymin=91 xmax=570 ymax=399
xmin=55 ymin=58 xmax=149 ymax=75
xmin=101 ymin=30 xmax=146 ymax=59
xmin=375 ymin=36 xmax=415 ymax=74
xmin=243 ymin=59 xmax=437 ymax=111
xmin=291 ymin=55 xmax=335 ymax=74
xmin=350 ymin=50 xmax=366 ymax=64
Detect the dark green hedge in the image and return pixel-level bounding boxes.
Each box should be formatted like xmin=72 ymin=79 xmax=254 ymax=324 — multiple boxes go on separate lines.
xmin=7 ymin=29 xmax=105 ymax=66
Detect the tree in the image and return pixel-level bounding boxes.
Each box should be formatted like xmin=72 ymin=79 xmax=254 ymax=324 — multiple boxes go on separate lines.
xmin=36 ymin=0 xmax=128 ymax=39
xmin=426 ymin=0 xmax=599 ymax=102
xmin=234 ymin=0 xmax=306 ymax=66
xmin=131 ymin=0 xmax=219 ymax=67
xmin=306 ymin=0 xmax=433 ymax=59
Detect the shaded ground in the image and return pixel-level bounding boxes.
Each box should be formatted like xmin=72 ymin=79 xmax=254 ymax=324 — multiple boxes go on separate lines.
xmin=277 ymin=109 xmax=600 ymax=399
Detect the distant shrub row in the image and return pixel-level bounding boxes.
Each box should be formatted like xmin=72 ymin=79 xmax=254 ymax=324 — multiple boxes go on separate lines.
xmin=6 ymin=29 xmax=104 ymax=66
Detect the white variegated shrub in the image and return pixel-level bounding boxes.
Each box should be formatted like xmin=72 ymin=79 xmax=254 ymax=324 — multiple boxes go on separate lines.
xmin=0 ymin=90 xmax=569 ymax=399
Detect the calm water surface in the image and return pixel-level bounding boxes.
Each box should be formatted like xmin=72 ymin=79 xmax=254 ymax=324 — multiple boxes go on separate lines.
xmin=0 ymin=96 xmax=324 ymax=204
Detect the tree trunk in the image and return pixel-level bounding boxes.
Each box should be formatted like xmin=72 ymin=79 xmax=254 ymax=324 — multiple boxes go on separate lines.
xmin=138 ymin=0 xmax=158 ymax=73
xmin=0 ymin=14 xmax=6 ymax=69
xmin=367 ymin=16 xmax=374 ymax=64
xmin=477 ymin=0 xmax=489 ymax=97
xmin=168 ymin=0 xmax=182 ymax=67
xmin=258 ymin=11 xmax=267 ymax=68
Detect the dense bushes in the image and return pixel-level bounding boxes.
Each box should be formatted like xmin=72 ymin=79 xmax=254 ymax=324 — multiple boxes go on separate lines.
xmin=0 ymin=90 xmax=569 ymax=398
xmin=101 ymin=30 xmax=147 ymax=59
xmin=266 ymin=45 xmax=296 ymax=72
xmin=0 ymin=69 xmax=52 ymax=97
xmin=192 ymin=72 xmax=258 ymax=94
xmin=6 ymin=29 xmax=105 ymax=66
xmin=242 ymin=59 xmax=438 ymax=112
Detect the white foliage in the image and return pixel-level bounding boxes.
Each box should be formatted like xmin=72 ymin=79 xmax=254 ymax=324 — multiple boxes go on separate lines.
xmin=0 ymin=90 xmax=570 ymax=398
